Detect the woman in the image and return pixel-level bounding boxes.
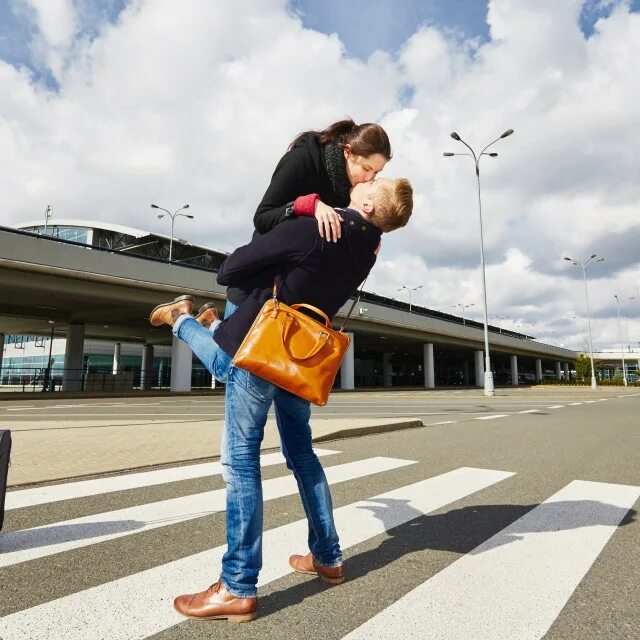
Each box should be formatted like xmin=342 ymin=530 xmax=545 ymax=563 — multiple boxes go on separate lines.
xmin=224 ymin=118 xmax=392 ymax=310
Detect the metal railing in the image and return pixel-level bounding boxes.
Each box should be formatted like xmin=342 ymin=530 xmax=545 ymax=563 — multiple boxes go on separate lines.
xmin=0 ymin=366 xmax=219 ymax=393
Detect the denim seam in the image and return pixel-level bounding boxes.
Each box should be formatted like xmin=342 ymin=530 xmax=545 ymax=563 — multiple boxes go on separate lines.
xmin=220 ymin=577 xmax=256 ymax=600
xmin=273 ymin=395 xmax=335 ymax=563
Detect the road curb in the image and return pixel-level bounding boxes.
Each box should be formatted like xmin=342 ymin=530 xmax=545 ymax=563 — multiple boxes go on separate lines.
xmin=313 ymin=418 xmax=425 ymax=443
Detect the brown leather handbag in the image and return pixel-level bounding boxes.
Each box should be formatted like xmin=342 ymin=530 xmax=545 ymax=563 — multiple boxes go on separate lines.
xmin=232 ymin=282 xmax=361 ymax=406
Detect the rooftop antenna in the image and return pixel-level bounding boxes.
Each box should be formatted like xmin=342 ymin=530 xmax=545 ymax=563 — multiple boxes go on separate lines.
xmin=43 ymin=204 xmax=53 ymax=235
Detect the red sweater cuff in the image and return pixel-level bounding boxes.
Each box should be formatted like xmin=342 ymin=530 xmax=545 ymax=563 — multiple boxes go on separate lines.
xmin=293 ymin=193 xmax=320 ymax=216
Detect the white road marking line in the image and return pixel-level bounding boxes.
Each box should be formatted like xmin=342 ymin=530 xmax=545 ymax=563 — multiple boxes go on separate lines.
xmin=518 ymin=409 xmax=541 ymax=414
xmin=584 ymin=400 xmax=597 ymax=403
xmin=0 ymin=467 xmax=513 ymax=640
xmin=4 ymin=449 xmax=340 ymax=510
xmin=430 ymin=420 xmax=456 ymax=425
xmin=568 ymin=402 xmax=582 ymax=406
xmin=343 ymin=479 xmax=640 ymax=640
xmin=0 ymin=457 xmax=416 ymax=567
xmin=547 ymin=405 xmax=565 ymax=409
xmin=475 ymin=414 xmax=509 ymax=420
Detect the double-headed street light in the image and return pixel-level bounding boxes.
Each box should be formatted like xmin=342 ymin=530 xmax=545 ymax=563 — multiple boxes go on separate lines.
xmin=397 ymin=285 xmax=422 ymax=313
xmin=444 ymin=128 xmax=514 ymax=396
xmin=151 ymin=203 xmax=193 ymax=262
xmin=613 ymin=294 xmax=635 ymax=386
xmin=491 ymin=315 xmax=505 ymax=334
xmin=564 ymin=254 xmax=604 ymax=389
xmin=453 ymin=303 xmax=475 ymax=325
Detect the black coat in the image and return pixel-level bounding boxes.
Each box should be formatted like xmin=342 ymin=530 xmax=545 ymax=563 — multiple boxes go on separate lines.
xmin=214 ymin=208 xmax=380 ymax=358
xmin=227 ymin=133 xmax=350 ymax=305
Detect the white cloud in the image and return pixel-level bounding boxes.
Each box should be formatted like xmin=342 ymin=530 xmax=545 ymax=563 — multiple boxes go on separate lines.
xmin=1 ymin=0 xmax=639 ymax=350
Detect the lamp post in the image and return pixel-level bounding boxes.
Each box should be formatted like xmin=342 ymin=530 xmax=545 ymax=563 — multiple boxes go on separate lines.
xmin=491 ymin=315 xmax=505 ymax=334
xmin=444 ymin=127 xmax=514 ymax=396
xmin=564 ymin=254 xmax=604 ymax=389
xmin=151 ymin=203 xmax=192 ymax=261
xmin=614 ymin=294 xmax=630 ymax=386
xmin=397 ymin=285 xmax=422 ymax=313
xmin=454 ymin=303 xmax=475 ymax=325
xmin=515 ymin=321 xmax=534 ymax=339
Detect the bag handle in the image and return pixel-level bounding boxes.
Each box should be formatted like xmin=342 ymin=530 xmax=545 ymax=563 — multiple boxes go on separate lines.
xmin=289 ymin=303 xmax=331 ymax=328
xmin=281 ymin=314 xmax=331 ymax=360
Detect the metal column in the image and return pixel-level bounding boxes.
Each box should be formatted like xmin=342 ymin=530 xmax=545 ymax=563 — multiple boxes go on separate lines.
xmin=170 ymin=335 xmax=192 ymax=393
xmin=62 ymin=323 xmax=85 ymax=391
xmin=340 ymin=332 xmax=355 ymax=390
xmin=424 ymin=343 xmax=435 ymax=389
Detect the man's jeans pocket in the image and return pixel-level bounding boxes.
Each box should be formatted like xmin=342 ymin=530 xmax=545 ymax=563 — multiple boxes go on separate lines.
xmin=230 ymin=366 xmax=275 ymax=402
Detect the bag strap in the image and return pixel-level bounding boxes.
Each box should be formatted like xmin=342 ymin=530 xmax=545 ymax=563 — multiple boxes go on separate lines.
xmin=273 ymin=277 xmax=367 ymax=332
xmin=338 ymin=277 xmax=367 ymax=332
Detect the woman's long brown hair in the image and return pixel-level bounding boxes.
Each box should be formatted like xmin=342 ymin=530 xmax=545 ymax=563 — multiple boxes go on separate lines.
xmin=289 ymin=118 xmax=392 ymax=160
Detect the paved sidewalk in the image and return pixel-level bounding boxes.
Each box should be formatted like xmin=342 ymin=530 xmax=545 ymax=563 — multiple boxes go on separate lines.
xmin=7 ymin=416 xmax=423 ymax=486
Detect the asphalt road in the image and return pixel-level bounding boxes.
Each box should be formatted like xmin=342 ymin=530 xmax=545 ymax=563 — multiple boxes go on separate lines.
xmin=3 ymin=386 xmax=640 ymax=425
xmin=1 ymin=390 xmax=639 ymax=639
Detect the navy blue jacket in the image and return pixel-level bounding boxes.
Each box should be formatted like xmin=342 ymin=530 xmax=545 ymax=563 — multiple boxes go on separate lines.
xmin=227 ymin=133 xmax=350 ymax=306
xmin=214 ymin=208 xmax=381 ymax=357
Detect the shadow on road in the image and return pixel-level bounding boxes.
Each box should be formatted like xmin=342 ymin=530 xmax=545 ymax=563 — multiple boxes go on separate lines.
xmin=256 ymin=499 xmax=636 ymax=620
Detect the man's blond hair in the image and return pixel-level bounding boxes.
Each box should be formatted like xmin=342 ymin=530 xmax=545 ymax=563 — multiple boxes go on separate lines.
xmin=370 ymin=178 xmax=413 ymax=232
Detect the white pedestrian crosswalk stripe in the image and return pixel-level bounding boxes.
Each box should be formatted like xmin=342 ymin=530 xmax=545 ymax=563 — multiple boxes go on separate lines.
xmin=343 ymin=479 xmax=640 ymax=640
xmin=475 ymin=414 xmax=508 ymax=420
xmin=0 ymin=466 xmax=513 ymax=640
xmin=1 ymin=457 xmax=636 ymax=640
xmin=4 ymin=448 xmax=340 ymax=510
xmin=0 ymin=457 xmax=416 ymax=567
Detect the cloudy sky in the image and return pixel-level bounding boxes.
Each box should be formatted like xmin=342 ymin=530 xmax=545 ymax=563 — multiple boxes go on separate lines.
xmin=1 ymin=0 xmax=639 ymax=352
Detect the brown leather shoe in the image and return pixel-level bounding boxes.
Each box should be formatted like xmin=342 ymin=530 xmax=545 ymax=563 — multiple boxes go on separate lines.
xmin=173 ymin=580 xmax=257 ymax=622
xmin=289 ymin=552 xmax=345 ymax=585
xmin=149 ymin=295 xmax=194 ymax=327
xmin=194 ymin=302 xmax=220 ymax=329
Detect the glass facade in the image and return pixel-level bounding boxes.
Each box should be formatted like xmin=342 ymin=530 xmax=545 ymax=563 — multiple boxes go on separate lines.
xmin=24 ymin=225 xmax=89 ymax=244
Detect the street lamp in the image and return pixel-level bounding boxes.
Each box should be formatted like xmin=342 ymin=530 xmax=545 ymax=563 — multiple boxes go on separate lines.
xmin=151 ymin=203 xmax=193 ymax=261
xmin=614 ymin=294 xmax=630 ymax=386
xmin=397 ymin=285 xmax=422 ymax=313
xmin=515 ymin=321 xmax=534 ymax=339
xmin=491 ymin=315 xmax=505 ymax=334
xmin=453 ymin=303 xmax=475 ymax=326
xmin=564 ymin=254 xmax=604 ymax=389
xmin=444 ymin=127 xmax=514 ymax=396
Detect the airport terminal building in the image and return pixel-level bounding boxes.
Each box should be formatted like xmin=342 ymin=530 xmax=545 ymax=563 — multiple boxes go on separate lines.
xmin=0 ymin=219 xmax=581 ymax=393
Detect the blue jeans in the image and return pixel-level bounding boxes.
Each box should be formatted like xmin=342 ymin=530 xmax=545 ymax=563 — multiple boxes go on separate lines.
xmin=173 ymin=310 xmax=342 ymax=598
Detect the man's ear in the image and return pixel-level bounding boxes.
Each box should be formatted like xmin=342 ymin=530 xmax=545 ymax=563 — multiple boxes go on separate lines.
xmin=343 ymin=144 xmax=352 ymax=159
xmin=362 ymin=201 xmax=374 ymax=214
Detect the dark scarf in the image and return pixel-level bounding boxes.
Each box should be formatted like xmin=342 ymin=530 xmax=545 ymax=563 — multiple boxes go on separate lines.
xmin=321 ymin=142 xmax=351 ymax=206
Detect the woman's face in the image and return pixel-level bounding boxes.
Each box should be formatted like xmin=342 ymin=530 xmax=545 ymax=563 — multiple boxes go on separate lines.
xmin=343 ymin=145 xmax=388 ymax=186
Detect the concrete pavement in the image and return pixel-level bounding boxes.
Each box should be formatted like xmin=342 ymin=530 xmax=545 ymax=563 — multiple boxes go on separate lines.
xmin=5 ymin=416 xmax=422 ymax=486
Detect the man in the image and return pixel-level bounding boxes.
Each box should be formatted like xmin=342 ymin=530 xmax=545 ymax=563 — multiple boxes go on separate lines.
xmin=149 ymin=177 xmax=413 ymax=622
